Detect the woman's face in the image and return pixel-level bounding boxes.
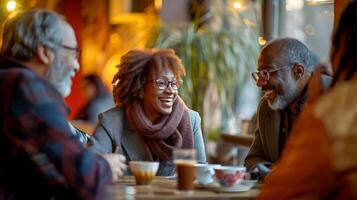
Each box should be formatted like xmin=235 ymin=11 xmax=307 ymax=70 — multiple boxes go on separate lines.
xmin=141 ymin=67 xmax=178 ymax=123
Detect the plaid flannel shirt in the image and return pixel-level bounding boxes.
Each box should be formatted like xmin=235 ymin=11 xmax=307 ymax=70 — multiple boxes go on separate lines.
xmin=0 ymin=56 xmax=112 ymax=200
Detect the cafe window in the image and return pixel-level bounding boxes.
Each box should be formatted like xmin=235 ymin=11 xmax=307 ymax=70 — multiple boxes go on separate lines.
xmin=279 ymin=0 xmax=334 ymax=62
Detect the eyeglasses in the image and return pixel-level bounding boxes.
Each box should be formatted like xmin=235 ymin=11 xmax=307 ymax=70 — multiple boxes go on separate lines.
xmin=147 ymin=79 xmax=183 ymax=90
xmin=251 ymin=66 xmax=290 ymax=82
xmin=60 ymin=44 xmax=82 ymax=58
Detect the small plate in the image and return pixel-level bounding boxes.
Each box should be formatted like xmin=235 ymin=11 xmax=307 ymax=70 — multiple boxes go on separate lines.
xmin=165 ymin=175 xmax=177 ymax=180
xmin=206 ymin=180 xmax=257 ymax=193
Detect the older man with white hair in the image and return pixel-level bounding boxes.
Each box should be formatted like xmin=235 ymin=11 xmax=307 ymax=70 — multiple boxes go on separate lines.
xmin=0 ymin=9 xmax=126 ymax=199
xmin=245 ymin=38 xmax=330 ymax=179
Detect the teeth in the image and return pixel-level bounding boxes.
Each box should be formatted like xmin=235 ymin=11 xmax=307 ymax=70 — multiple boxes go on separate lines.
xmin=264 ymin=90 xmax=275 ymax=97
xmin=265 ymin=90 xmax=274 ymax=94
xmin=160 ymin=98 xmax=173 ymax=102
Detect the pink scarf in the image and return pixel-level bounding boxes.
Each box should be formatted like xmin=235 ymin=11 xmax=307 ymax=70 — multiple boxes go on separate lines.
xmin=126 ymin=97 xmax=194 ymax=161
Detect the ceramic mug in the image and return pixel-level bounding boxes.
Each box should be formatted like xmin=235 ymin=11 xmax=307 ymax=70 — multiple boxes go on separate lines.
xmin=195 ymin=164 xmax=221 ymax=185
xmin=129 ymin=161 xmax=159 ymax=185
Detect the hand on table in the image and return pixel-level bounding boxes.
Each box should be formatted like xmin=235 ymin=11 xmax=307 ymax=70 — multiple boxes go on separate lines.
xmin=101 ymin=153 xmax=127 ymax=181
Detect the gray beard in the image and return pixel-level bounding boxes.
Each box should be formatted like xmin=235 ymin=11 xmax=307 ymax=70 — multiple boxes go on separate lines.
xmin=268 ymin=83 xmax=298 ymax=110
xmin=268 ymin=95 xmax=289 ymax=110
xmin=46 ymin=55 xmax=71 ymax=98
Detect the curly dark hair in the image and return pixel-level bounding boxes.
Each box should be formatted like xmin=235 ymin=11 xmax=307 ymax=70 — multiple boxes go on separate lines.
xmin=331 ymin=0 xmax=357 ymax=86
xmin=112 ymin=48 xmax=186 ymax=106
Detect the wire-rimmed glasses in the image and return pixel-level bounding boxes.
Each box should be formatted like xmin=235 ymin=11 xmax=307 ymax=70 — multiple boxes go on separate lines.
xmin=147 ymin=79 xmax=183 ymax=90
xmin=251 ymin=66 xmax=290 ymax=82
xmin=60 ymin=44 xmax=81 ymax=58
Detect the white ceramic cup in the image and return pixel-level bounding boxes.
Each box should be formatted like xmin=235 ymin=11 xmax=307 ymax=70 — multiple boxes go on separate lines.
xmin=129 ymin=161 xmax=159 ymax=185
xmin=214 ymin=166 xmax=246 ymax=187
xmin=195 ymin=164 xmax=221 ymax=185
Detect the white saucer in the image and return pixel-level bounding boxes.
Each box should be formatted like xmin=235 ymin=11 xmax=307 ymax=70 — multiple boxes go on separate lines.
xmin=206 ymin=180 xmax=257 ymax=193
xmin=165 ymin=175 xmax=177 ymax=180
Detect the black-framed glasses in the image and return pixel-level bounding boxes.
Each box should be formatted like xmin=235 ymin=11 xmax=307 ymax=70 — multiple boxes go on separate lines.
xmin=251 ymin=66 xmax=290 ymax=82
xmin=147 ymin=79 xmax=183 ymax=90
xmin=60 ymin=44 xmax=81 ymax=58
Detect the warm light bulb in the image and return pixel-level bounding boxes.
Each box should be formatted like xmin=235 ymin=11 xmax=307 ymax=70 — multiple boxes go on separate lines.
xmin=155 ymin=0 xmax=162 ymax=10
xmin=233 ymin=2 xmax=242 ymax=9
xmin=258 ymin=37 xmax=267 ymax=46
xmin=7 ymin=0 xmax=17 ymax=11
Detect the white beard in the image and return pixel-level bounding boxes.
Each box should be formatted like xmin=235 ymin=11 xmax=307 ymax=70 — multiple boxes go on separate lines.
xmin=268 ymin=95 xmax=289 ymax=110
xmin=54 ymin=77 xmax=72 ymax=98
xmin=46 ymin=54 xmax=73 ymax=98
xmin=268 ymin=80 xmax=299 ymax=110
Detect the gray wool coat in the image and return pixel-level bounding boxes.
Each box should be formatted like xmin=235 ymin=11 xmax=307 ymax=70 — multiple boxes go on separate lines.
xmin=91 ymin=107 xmax=206 ymax=176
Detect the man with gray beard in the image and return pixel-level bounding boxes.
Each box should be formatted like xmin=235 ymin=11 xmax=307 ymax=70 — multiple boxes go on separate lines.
xmin=245 ymin=38 xmax=328 ymax=179
xmin=0 ymin=9 xmax=126 ymax=199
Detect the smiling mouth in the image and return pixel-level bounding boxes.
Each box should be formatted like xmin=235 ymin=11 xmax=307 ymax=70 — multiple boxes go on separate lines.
xmin=264 ymin=89 xmax=276 ymax=100
xmin=159 ymin=97 xmax=174 ymax=106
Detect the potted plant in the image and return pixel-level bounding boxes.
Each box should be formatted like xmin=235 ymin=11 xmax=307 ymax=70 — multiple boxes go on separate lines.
xmin=147 ymin=0 xmax=260 ymax=139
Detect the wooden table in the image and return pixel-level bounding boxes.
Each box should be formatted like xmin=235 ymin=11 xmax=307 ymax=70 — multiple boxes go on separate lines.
xmin=108 ymin=176 xmax=260 ymax=199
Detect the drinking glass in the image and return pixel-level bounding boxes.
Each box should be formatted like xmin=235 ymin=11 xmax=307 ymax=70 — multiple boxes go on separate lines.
xmin=173 ymin=148 xmax=197 ymax=191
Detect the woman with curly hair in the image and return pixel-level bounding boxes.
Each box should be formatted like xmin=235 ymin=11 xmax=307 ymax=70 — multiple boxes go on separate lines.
xmin=91 ymin=48 xmax=206 ymax=176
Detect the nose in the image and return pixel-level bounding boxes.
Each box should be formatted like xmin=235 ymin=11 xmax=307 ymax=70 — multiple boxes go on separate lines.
xmin=164 ymin=84 xmax=176 ymax=94
xmin=256 ymin=77 xmax=268 ymax=87
xmin=73 ymin=58 xmax=80 ymax=74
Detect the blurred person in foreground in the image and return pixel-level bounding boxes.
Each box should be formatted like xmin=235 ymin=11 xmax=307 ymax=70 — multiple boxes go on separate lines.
xmin=74 ymin=74 xmax=115 ymax=128
xmin=259 ymin=1 xmax=357 ymax=199
xmin=92 ymin=48 xmax=206 ymax=176
xmin=245 ymin=38 xmax=328 ymax=179
xmin=0 ymin=9 xmax=126 ymax=199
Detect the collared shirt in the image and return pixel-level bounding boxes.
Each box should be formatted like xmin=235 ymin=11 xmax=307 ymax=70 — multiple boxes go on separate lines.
xmin=0 ymin=56 xmax=112 ymax=199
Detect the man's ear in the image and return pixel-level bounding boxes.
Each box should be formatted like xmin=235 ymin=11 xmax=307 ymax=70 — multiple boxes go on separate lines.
xmin=36 ymin=45 xmax=54 ymax=65
xmin=293 ymin=64 xmax=304 ymax=79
